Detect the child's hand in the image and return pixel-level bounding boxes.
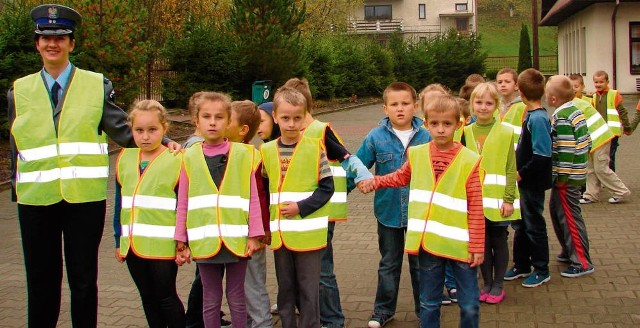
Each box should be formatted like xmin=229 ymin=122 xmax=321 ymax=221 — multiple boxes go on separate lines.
xmin=357 ymin=179 xmax=375 ymax=194
xmin=469 ymin=252 xmax=484 ymax=267
xmin=167 ymin=141 xmax=182 ymax=154
xmin=516 ymin=171 xmax=522 ymax=182
xmin=115 ymin=248 xmax=125 ymax=263
xmin=175 ymin=242 xmax=191 ymax=266
xmin=500 ymin=202 xmax=514 ymax=218
xmin=246 ymin=237 xmax=261 ymax=256
xmin=280 ymin=202 xmax=300 ymax=218
xmin=261 ymin=231 xmax=272 ymax=245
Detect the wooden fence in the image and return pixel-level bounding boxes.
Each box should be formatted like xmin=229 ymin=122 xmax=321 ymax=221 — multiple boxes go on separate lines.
xmin=485 ymin=55 xmax=558 ymax=75
xmin=135 ymin=59 xmax=175 ymax=103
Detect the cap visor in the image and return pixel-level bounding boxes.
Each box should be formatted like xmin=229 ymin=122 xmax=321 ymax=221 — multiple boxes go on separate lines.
xmin=35 ymin=28 xmax=73 ymax=36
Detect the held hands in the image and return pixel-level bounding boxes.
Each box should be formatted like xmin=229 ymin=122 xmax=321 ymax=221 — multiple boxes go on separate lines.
xmin=469 ymin=252 xmax=484 ymax=268
xmin=114 ymin=248 xmax=125 ymax=263
xmin=500 ymin=202 xmax=514 ymax=218
xmin=246 ymin=237 xmax=261 ymax=257
xmin=357 ymin=178 xmax=375 ymax=194
xmin=261 ymin=231 xmax=272 ymax=245
xmin=167 ymin=141 xmax=182 ymax=154
xmin=175 ymin=242 xmax=191 ymax=266
xmin=280 ymin=201 xmax=300 ymax=218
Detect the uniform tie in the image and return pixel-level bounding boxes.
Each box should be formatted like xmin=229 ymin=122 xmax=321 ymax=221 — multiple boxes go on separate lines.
xmin=51 ymin=82 xmax=61 ymax=107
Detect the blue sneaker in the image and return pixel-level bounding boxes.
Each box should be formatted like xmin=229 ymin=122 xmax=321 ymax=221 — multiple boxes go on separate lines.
xmin=504 ymin=266 xmax=532 ymax=281
xmin=561 ymin=265 xmax=595 ymax=278
xmin=522 ymin=271 xmax=550 ymax=287
xmin=368 ymin=313 xmax=394 ymax=328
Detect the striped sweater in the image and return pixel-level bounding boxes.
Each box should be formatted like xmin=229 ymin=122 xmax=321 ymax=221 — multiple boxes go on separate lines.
xmin=551 ymin=101 xmax=591 ymax=186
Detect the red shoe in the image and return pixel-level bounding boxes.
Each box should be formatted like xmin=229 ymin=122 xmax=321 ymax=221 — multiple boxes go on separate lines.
xmin=479 ymin=290 xmax=488 ymax=302
xmin=485 ymin=290 xmax=505 ymax=304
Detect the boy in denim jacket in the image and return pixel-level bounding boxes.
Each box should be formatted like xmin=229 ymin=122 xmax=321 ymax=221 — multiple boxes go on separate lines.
xmin=350 ymin=82 xmax=431 ymax=328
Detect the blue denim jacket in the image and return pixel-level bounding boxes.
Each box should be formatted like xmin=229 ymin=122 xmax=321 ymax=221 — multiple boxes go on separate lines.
xmin=350 ymin=116 xmax=432 ymax=228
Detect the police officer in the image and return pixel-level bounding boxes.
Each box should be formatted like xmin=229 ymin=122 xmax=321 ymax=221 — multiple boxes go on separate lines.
xmin=7 ymin=4 xmax=177 ymax=327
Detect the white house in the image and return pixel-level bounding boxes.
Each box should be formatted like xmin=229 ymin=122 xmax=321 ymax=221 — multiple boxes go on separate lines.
xmin=348 ymin=0 xmax=478 ymax=42
xmin=540 ymin=0 xmax=640 ymax=94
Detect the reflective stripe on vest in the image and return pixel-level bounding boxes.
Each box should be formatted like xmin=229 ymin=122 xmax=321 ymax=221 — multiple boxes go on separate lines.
xmin=500 ymin=101 xmax=526 ymax=150
xmin=116 ymin=148 xmax=181 ymax=259
xmin=464 ymin=123 xmax=521 ymax=222
xmin=184 ymin=143 xmax=258 ymax=259
xmin=303 ymin=120 xmax=347 ymax=221
xmin=405 ymin=144 xmax=480 ymax=261
xmin=573 ymin=98 xmax=614 ymax=152
xmin=12 ymin=69 xmax=108 ymax=205
xmin=592 ymin=90 xmax=622 ymax=136
xmin=261 ymin=137 xmax=329 ymax=251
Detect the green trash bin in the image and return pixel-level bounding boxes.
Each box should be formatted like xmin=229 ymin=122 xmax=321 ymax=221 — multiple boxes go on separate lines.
xmin=252 ymin=80 xmax=272 ymax=105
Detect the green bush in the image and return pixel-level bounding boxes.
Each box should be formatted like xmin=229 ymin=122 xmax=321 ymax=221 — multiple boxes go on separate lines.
xmin=518 ymin=23 xmax=532 ymax=72
xmin=388 ymin=33 xmax=434 ymax=91
xmin=302 ymin=35 xmax=338 ymax=100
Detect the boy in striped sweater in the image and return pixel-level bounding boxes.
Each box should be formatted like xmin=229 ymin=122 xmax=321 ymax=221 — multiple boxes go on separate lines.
xmin=546 ymin=75 xmax=595 ymax=278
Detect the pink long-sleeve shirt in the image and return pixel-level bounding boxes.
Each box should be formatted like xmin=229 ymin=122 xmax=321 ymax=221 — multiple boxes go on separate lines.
xmin=174 ymin=141 xmax=264 ymax=242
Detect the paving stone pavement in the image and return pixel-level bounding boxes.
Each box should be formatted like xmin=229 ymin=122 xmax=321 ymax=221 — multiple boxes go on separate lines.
xmin=1 ymin=95 xmax=640 ymax=327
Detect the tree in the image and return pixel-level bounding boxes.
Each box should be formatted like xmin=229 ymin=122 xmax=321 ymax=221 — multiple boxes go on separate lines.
xmin=302 ymin=0 xmax=361 ymax=33
xmin=227 ymin=0 xmax=307 ymax=93
xmin=518 ymin=23 xmax=532 ymax=72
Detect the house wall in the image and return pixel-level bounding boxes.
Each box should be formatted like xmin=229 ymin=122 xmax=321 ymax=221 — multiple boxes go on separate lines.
xmin=557 ymin=3 xmax=640 ymax=94
xmin=350 ymin=0 xmax=476 ymax=41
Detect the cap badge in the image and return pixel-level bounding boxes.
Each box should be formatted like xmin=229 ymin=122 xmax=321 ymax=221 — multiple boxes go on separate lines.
xmin=48 ymin=7 xmax=58 ymax=19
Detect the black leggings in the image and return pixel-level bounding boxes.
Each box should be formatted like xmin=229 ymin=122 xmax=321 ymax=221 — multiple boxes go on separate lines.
xmin=480 ymin=222 xmax=509 ymax=294
xmin=126 ymin=253 xmax=186 ymax=328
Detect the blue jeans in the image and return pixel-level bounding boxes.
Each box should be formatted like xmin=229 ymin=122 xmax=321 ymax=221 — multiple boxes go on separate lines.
xmin=444 ymin=262 xmax=456 ymax=291
xmin=418 ymin=249 xmax=479 ymax=328
xmin=511 ymin=187 xmax=549 ymax=274
xmin=320 ymin=222 xmax=344 ymax=328
xmin=374 ymin=222 xmax=420 ymax=317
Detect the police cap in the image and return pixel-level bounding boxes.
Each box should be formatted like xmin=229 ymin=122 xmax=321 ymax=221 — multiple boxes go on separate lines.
xmin=30 ymin=4 xmax=82 ymax=36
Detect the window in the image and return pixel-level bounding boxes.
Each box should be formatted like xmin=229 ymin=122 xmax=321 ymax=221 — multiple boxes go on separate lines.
xmin=456 ymin=18 xmax=468 ymax=32
xmin=631 ymin=22 xmax=640 ymax=74
xmin=456 ymin=3 xmax=468 ymax=12
xmin=364 ymin=5 xmax=392 ymax=21
xmin=419 ymin=4 xmax=426 ymax=20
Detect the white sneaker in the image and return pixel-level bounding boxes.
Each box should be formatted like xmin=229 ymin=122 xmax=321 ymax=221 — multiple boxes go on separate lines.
xmin=608 ymin=197 xmax=624 ymax=204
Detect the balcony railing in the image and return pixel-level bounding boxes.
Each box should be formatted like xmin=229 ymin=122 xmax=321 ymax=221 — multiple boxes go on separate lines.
xmin=348 ymin=19 xmax=403 ymax=33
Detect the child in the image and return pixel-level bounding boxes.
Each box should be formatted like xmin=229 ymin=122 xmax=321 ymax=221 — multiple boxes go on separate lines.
xmin=458 ymin=73 xmax=486 ymax=101
xmin=569 ymin=75 xmax=631 ymax=206
xmin=354 ymin=82 xmax=432 ymax=328
xmin=546 ymin=75 xmax=595 ymax=278
xmin=113 ymin=99 xmax=186 ymax=327
xmin=284 ymin=77 xmax=372 ymax=328
xmin=591 ymin=70 xmax=632 ymax=173
xmin=453 ymin=97 xmax=472 ymax=143
xmin=257 ymin=102 xmax=281 ymax=142
xmin=505 ymin=68 xmax=553 ymax=288
xmin=496 ymin=68 xmax=527 ymax=149
xmin=226 ymin=100 xmax=274 ymax=328
xmin=361 ymin=94 xmax=484 ymax=328
xmin=465 ymin=83 xmax=520 ymax=304
xmin=174 ymin=91 xmax=263 ymax=328
xmin=260 ymin=86 xmax=334 ymax=328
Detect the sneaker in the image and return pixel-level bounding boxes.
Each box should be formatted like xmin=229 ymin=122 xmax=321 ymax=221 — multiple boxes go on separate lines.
xmin=522 ymin=271 xmax=551 ymax=287
xmin=220 ymin=311 xmax=232 ymax=327
xmin=561 ymin=265 xmax=595 ymax=278
xmin=504 ymin=266 xmax=532 ymax=281
xmin=270 ymin=303 xmax=278 ymax=314
xmin=556 ymin=253 xmax=571 ymax=263
xmin=368 ymin=313 xmax=394 ymax=328
xmin=447 ymin=288 xmax=458 ymax=303
xmin=608 ymin=197 xmax=624 ymax=204
xmin=579 ymin=197 xmax=594 ymax=204
xmin=441 ymin=293 xmax=452 ymax=305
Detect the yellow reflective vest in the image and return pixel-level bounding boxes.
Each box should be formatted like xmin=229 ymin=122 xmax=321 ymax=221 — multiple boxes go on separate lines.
xmin=591 ymin=90 xmax=622 ymax=136
xmin=116 ymin=148 xmax=181 ymax=259
xmin=303 ymin=119 xmax=347 ymax=221
xmin=405 ymin=144 xmax=481 ymax=262
xmin=12 ymin=69 xmax=108 ymax=205
xmin=500 ymin=101 xmax=526 ymax=150
xmin=573 ymin=98 xmax=614 ymax=152
xmin=261 ymin=137 xmax=330 ymax=251
xmin=463 ymin=123 xmax=521 ymax=222
xmin=184 ymin=143 xmax=260 ymax=259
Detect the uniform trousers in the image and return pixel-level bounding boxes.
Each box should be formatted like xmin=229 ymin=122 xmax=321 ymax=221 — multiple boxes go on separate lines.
xmin=583 ymin=141 xmax=630 ymax=201
xmin=245 ymin=247 xmax=273 ymax=328
xmin=18 ymin=200 xmax=105 ymax=328
xmin=550 ymin=184 xmax=593 ymax=269
xmin=273 ymin=247 xmax=322 ymax=328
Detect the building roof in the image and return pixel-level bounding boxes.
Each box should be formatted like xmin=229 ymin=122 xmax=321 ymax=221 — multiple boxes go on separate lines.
xmin=540 ymin=0 xmax=638 ymax=26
